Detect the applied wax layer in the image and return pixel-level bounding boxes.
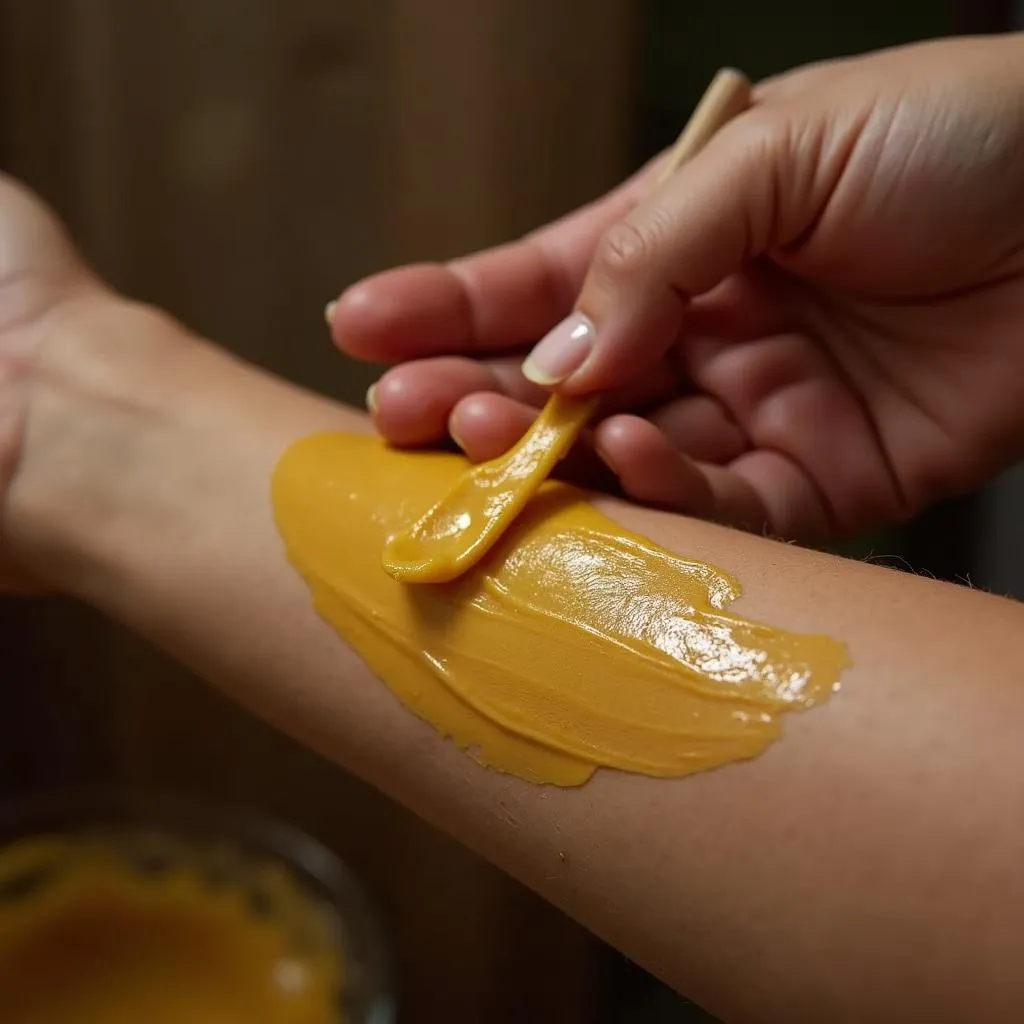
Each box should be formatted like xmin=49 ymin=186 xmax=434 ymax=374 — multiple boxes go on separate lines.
xmin=273 ymin=434 xmax=848 ymax=786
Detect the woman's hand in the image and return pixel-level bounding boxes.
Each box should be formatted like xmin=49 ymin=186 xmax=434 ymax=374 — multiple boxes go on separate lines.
xmin=0 ymin=175 xmax=103 ymax=591
xmin=330 ymin=35 xmax=1024 ymax=541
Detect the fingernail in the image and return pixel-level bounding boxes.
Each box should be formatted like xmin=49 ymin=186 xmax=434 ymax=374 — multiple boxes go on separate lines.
xmin=324 ymin=300 xmax=337 ymax=325
xmin=365 ymin=383 xmax=378 ymax=415
xmin=449 ymin=422 xmax=467 ymax=452
xmin=522 ymin=312 xmax=594 ymax=386
xmin=593 ymin=440 xmax=614 ymax=474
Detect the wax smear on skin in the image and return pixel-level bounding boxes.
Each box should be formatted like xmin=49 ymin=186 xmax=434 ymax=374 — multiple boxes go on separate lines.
xmin=272 ymin=434 xmax=849 ymax=787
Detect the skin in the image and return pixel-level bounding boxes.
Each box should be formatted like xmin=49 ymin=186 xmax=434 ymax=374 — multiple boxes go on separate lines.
xmin=3 ymin=176 xmax=1024 ymax=1020
xmin=0 ymin=178 xmax=104 ymax=592
xmin=330 ymin=34 xmax=1024 ymax=541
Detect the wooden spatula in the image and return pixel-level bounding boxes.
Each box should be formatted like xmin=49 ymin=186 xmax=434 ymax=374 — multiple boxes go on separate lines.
xmin=382 ymin=68 xmax=752 ymax=584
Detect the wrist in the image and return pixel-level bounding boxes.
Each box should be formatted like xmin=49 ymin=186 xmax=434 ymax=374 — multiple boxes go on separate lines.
xmin=6 ymin=287 xmax=362 ymax=606
xmin=6 ymin=291 xmax=217 ymax=593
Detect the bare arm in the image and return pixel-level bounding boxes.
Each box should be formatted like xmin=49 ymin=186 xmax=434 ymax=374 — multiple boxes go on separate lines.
xmin=9 ymin=296 xmax=1024 ymax=1021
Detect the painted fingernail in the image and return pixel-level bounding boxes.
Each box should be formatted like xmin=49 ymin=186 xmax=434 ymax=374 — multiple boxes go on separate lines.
xmin=365 ymin=383 xmax=378 ymax=415
xmin=521 ymin=312 xmax=595 ymax=386
xmin=324 ymin=300 xmax=337 ymax=325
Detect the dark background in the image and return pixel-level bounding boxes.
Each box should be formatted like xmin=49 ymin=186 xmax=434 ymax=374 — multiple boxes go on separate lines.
xmin=1 ymin=2 xmax=1019 ymax=1020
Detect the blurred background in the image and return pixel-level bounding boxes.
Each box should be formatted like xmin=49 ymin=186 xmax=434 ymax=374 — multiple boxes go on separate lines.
xmin=1 ymin=1 xmax=1019 ymax=1020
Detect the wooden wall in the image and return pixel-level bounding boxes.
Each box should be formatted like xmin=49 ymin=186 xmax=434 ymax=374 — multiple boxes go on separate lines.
xmin=0 ymin=1 xmax=636 ymax=1020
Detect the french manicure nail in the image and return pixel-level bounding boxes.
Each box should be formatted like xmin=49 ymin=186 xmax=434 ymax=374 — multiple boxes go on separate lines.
xmin=365 ymin=383 xmax=378 ymax=415
xmin=324 ymin=300 xmax=337 ymax=326
xmin=522 ymin=312 xmax=595 ymax=386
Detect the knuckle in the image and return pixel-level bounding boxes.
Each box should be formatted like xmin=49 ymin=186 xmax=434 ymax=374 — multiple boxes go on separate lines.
xmin=594 ymin=220 xmax=653 ymax=283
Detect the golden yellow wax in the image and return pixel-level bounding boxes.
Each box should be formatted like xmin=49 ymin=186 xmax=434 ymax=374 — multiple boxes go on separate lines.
xmin=0 ymin=837 xmax=342 ymax=1024
xmin=272 ymin=434 xmax=849 ymax=786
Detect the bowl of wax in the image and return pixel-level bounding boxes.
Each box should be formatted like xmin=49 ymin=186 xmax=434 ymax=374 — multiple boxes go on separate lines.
xmin=0 ymin=791 xmax=394 ymax=1024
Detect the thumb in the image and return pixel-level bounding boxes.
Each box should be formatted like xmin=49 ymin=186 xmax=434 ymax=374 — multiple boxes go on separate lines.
xmin=521 ymin=109 xmax=823 ymax=394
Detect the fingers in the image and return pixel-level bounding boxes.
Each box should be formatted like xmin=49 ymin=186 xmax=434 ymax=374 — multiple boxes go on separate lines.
xmin=370 ymin=356 xmax=545 ymax=446
xmin=685 ymin=329 xmax=906 ymax=536
xmin=441 ymin=399 xmax=833 ymax=540
xmin=447 ymin=391 xmax=536 ymax=459
xmin=728 ymin=450 xmax=832 ymax=539
xmin=370 ymin=353 xmax=682 ymax=447
xmin=594 ymin=417 xmax=833 ymax=539
xmin=592 ymin=416 xmax=716 ymax=515
xmin=377 ymin=367 xmax=834 ymax=540
xmin=590 ymin=415 xmax=764 ymax=527
xmin=584 ymin=414 xmax=771 ymax=531
xmin=522 ymin=108 xmax=818 ymax=395
xmin=445 ymin=397 xmax=765 ymax=529
xmin=331 ymin=251 xmax=568 ymax=365
xmin=447 ymin=392 xmax=617 ymax=491
xmin=365 ymin=262 xmax=797 ymax=450
xmin=648 ymin=395 xmax=747 ymax=464
xmin=329 ymin=165 xmax=652 ymax=365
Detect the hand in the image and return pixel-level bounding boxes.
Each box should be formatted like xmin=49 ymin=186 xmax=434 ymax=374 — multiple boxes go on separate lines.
xmin=0 ymin=175 xmax=103 ymax=591
xmin=330 ymin=35 xmax=1024 ymax=541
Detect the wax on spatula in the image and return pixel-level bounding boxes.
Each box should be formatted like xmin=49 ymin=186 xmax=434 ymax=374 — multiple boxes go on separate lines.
xmin=382 ymin=394 xmax=597 ymax=583
xmin=382 ymin=67 xmax=752 ymax=585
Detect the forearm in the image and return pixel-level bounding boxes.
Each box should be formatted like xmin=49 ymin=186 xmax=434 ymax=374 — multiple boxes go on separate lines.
xmin=11 ymin=299 xmax=1024 ymax=1021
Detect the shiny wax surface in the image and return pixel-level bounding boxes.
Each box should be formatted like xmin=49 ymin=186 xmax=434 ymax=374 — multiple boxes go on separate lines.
xmin=382 ymin=394 xmax=598 ymax=583
xmin=273 ymin=434 xmax=849 ymax=786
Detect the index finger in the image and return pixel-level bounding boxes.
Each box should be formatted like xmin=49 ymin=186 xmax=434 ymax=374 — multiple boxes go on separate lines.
xmin=329 ymin=165 xmax=653 ymax=365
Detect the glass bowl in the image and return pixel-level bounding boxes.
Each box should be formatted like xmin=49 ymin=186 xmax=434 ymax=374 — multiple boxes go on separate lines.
xmin=0 ymin=789 xmax=395 ymax=1024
